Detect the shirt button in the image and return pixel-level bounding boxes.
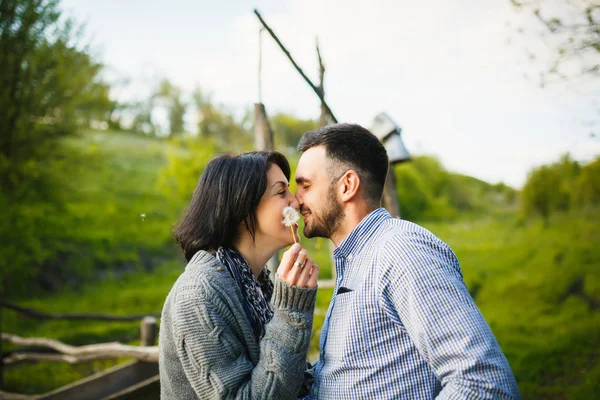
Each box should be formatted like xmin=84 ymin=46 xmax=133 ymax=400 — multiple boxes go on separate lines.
xmin=347 ymin=254 xmax=353 ymax=261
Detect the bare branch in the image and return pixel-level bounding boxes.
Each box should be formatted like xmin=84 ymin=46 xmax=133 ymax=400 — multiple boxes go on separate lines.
xmin=253 ymin=9 xmax=338 ymax=123
xmin=511 ymin=0 xmax=600 ymax=83
xmin=316 ymin=37 xmax=329 ymax=127
xmin=316 ymin=37 xmax=325 ymax=92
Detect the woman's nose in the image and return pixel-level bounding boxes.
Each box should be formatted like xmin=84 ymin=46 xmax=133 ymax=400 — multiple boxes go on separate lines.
xmin=289 ymin=194 xmax=300 ymax=210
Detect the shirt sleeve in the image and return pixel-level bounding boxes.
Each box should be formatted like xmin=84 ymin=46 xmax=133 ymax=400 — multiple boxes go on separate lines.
xmin=378 ymin=231 xmax=520 ymax=400
xmin=172 ymin=275 xmax=317 ymax=400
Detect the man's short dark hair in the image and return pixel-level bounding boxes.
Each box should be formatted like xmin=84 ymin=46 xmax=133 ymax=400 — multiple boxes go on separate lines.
xmin=173 ymin=151 xmax=290 ymax=261
xmin=297 ymin=123 xmax=389 ymax=207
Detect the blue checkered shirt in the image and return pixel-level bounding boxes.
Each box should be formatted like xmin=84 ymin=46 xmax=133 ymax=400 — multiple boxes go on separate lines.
xmin=309 ymin=208 xmax=520 ymax=399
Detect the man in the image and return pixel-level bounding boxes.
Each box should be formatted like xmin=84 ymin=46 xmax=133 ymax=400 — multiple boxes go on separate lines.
xmin=295 ymin=123 xmax=520 ymax=399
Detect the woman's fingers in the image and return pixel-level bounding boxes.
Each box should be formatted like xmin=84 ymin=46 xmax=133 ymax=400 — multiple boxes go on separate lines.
xmin=284 ymin=249 xmax=308 ymax=285
xmin=306 ymin=264 xmax=319 ymax=289
xmin=277 ymin=245 xmax=319 ymax=288
xmin=277 ymin=243 xmax=302 ymax=278
xmin=295 ymin=258 xmax=314 ymax=288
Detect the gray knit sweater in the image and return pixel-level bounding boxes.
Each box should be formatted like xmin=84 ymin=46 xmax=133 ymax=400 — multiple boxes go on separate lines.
xmin=159 ymin=250 xmax=317 ymax=399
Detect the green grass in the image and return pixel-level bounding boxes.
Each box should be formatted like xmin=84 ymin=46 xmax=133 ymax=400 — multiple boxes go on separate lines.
xmin=2 ymin=131 xmax=598 ymax=398
xmin=5 ymin=210 xmax=598 ymax=397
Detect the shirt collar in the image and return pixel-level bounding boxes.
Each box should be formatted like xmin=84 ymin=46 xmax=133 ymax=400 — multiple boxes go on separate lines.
xmin=333 ymin=208 xmax=391 ymax=260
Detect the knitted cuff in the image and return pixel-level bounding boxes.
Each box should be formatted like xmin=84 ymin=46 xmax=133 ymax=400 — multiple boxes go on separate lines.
xmin=271 ymin=275 xmax=317 ymax=312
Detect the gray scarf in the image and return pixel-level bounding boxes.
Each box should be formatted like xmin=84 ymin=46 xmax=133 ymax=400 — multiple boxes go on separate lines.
xmin=216 ymin=247 xmax=274 ymax=339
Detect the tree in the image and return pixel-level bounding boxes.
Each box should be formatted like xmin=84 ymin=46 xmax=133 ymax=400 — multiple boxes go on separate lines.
xmin=269 ymin=113 xmax=318 ymax=149
xmin=156 ymin=79 xmax=186 ymax=137
xmin=510 ymin=0 xmax=599 ymax=84
xmin=521 ymin=153 xmax=582 ymax=220
xmin=191 ymin=87 xmax=251 ymax=147
xmin=0 ymin=0 xmax=111 ymax=188
xmin=574 ymin=156 xmax=600 ymax=206
xmin=192 ymin=87 xmax=219 ymax=138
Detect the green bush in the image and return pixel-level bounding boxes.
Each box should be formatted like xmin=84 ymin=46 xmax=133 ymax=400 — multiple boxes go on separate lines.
xmin=521 ymin=154 xmax=599 ymax=220
xmin=573 ymin=157 xmax=600 ymax=208
xmin=394 ymin=156 xmax=509 ymax=222
xmin=156 ymin=137 xmax=218 ymax=204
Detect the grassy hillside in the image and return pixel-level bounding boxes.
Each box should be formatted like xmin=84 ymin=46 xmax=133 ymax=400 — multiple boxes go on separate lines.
xmin=2 ymin=131 xmax=598 ymax=398
xmin=1 ymin=131 xmax=183 ymax=297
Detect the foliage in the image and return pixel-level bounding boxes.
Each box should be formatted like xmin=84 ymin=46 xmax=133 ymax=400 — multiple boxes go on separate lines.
xmin=156 ymin=137 xmax=218 ymax=204
xmin=191 ymin=87 xmax=253 ymax=149
xmin=155 ymin=79 xmax=187 ymax=137
xmin=0 ymin=0 xmax=111 ymax=178
xmin=393 ymin=156 xmax=514 ymax=222
xmin=270 ymin=112 xmax=318 ymax=149
xmin=510 ymin=0 xmax=600 ymax=83
xmin=521 ymin=153 xmax=598 ymax=220
xmin=0 ymin=132 xmax=181 ymax=298
xmin=573 ymin=156 xmax=600 ymax=206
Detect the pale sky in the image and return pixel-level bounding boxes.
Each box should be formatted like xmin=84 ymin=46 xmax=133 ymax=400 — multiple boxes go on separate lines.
xmin=61 ymin=0 xmax=600 ymax=188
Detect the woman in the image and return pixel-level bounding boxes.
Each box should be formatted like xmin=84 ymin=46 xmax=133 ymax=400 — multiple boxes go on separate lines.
xmin=159 ymin=151 xmax=319 ymax=399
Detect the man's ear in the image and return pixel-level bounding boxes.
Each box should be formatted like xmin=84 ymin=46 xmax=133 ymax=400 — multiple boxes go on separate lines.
xmin=338 ymin=170 xmax=360 ymax=202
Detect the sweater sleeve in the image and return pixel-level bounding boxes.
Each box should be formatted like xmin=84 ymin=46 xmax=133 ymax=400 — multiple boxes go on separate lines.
xmin=172 ymin=274 xmax=317 ymax=400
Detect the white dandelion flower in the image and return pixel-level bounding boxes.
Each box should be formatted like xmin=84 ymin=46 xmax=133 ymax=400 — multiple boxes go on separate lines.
xmin=282 ymin=206 xmax=300 ymax=244
xmin=282 ymin=206 xmax=299 ymax=227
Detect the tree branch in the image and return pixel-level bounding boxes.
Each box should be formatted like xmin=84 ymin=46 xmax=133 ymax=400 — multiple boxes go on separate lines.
xmin=253 ymin=9 xmax=338 ymax=123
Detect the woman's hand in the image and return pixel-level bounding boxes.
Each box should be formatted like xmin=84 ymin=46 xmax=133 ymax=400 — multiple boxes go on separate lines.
xmin=277 ymin=243 xmax=319 ymax=289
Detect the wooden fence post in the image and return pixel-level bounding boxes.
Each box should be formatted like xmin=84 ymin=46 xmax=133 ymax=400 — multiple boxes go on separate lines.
xmin=383 ymin=165 xmax=401 ymax=218
xmin=254 ymin=103 xmax=274 ymax=151
xmin=140 ymin=316 xmax=158 ymax=347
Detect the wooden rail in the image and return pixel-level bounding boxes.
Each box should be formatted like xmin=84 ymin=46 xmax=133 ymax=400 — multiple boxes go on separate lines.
xmin=0 ymin=301 xmax=160 ymax=321
xmin=1 ymin=317 xmax=158 ymax=367
xmin=0 ymin=318 xmax=159 ymax=399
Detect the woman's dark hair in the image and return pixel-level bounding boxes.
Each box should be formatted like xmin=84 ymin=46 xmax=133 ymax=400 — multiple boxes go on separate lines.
xmin=173 ymin=151 xmax=291 ymax=261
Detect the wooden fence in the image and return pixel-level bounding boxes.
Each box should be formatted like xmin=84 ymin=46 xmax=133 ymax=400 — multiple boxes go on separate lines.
xmin=1 ymin=301 xmax=160 ymax=400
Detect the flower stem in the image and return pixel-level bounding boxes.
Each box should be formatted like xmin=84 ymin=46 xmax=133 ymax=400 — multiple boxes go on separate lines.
xmin=290 ymin=225 xmax=297 ymax=244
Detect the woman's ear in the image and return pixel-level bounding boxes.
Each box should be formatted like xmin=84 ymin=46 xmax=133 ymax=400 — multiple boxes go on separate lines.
xmin=339 ymin=170 xmax=360 ymax=202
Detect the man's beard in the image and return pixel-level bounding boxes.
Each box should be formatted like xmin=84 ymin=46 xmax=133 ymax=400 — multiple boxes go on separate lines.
xmin=303 ymin=184 xmax=344 ymax=239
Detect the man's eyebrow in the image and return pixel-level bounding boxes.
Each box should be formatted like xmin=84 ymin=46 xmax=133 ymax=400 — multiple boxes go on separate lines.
xmin=295 ymin=176 xmax=311 ymax=184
